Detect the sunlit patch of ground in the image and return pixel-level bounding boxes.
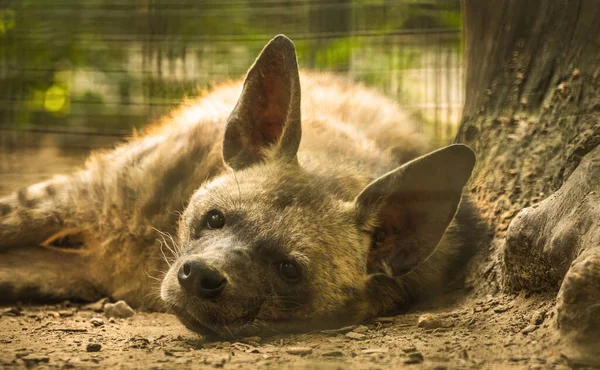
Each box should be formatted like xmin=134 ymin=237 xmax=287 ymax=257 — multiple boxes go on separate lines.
xmin=0 ymin=294 xmax=564 ymax=369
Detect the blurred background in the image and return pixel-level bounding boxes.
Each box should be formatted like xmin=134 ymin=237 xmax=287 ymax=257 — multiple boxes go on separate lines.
xmin=0 ymin=0 xmax=463 ymax=193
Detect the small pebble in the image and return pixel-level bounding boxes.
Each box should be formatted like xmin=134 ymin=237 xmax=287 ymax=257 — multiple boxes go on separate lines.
xmin=417 ymin=314 xmax=444 ymax=329
xmin=345 ymin=332 xmax=366 ymax=340
xmin=353 ymin=325 xmax=369 ymax=333
xmin=522 ymin=325 xmax=538 ymax=335
xmin=241 ymin=336 xmax=261 ymax=344
xmin=104 ymin=300 xmax=135 ymax=319
xmin=494 ymin=305 xmax=509 ymax=313
xmin=322 ymin=351 xmax=344 ymax=357
xmin=531 ymin=310 xmax=546 ymax=325
xmin=403 ymin=352 xmax=424 ymax=364
xmin=285 ymin=346 xmax=312 ymax=356
xmin=58 ymin=310 xmax=74 ymax=317
xmin=86 ymin=343 xmax=102 ymax=352
xmin=90 ymin=318 xmax=105 ymax=327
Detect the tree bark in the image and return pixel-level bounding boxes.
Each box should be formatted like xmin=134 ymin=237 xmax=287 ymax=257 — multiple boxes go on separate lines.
xmin=458 ymin=0 xmax=600 ymax=359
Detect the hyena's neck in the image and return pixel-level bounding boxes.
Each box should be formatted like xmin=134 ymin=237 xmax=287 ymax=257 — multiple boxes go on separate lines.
xmin=297 ymin=125 xmax=397 ymax=184
xmin=297 ymin=72 xmax=430 ymax=174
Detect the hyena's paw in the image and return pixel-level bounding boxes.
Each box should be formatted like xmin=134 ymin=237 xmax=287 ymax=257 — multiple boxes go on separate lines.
xmin=0 ymin=176 xmax=74 ymax=249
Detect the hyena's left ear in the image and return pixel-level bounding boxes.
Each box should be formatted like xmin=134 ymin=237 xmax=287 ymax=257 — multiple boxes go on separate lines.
xmin=354 ymin=144 xmax=476 ymax=276
xmin=223 ymin=35 xmax=302 ymax=170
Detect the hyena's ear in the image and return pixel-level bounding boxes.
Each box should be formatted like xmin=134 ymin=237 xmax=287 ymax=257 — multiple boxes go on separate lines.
xmin=354 ymin=144 xmax=476 ymax=276
xmin=223 ymin=34 xmax=302 ymax=170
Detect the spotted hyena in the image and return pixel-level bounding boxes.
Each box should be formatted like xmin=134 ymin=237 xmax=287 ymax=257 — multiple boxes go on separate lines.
xmin=0 ymin=35 xmax=482 ymax=338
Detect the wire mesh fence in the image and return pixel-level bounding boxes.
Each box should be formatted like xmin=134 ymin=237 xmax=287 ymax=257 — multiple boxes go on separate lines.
xmin=0 ymin=0 xmax=463 ymax=164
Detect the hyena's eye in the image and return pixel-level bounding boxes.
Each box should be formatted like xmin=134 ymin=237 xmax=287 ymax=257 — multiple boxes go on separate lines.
xmin=205 ymin=209 xmax=226 ymax=229
xmin=279 ymin=261 xmax=302 ymax=282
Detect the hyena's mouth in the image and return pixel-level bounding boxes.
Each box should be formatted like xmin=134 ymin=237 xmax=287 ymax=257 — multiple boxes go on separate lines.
xmin=170 ymin=301 xmax=266 ymax=339
xmin=169 ymin=305 xmax=221 ymax=338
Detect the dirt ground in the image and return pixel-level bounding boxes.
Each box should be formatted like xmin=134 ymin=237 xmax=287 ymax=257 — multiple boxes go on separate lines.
xmin=1 ymin=293 xmax=584 ymax=370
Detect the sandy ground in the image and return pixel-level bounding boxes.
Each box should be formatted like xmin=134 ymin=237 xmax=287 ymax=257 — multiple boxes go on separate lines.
xmin=1 ymin=293 xmax=580 ymax=370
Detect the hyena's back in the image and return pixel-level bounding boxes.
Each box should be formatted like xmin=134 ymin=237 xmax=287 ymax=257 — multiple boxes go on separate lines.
xmin=0 ymin=72 xmax=429 ymax=309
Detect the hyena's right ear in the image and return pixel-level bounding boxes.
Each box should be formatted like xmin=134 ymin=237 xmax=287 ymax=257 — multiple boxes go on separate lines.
xmin=354 ymin=144 xmax=476 ymax=277
xmin=223 ymin=35 xmax=302 ymax=170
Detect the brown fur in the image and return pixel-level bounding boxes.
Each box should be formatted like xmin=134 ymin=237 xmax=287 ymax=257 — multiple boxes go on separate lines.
xmin=0 ymin=35 xmax=481 ymax=338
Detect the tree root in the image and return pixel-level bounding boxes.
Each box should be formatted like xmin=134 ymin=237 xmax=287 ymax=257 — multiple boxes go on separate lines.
xmin=502 ymin=145 xmax=600 ymax=357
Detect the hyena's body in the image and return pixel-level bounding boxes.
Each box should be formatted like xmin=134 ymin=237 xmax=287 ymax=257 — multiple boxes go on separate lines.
xmin=0 ymin=36 xmax=480 ymax=337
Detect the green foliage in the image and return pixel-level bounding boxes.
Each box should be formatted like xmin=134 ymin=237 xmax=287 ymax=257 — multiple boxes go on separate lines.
xmin=0 ymin=8 xmax=16 ymax=35
xmin=0 ymin=0 xmax=462 ymax=141
xmin=314 ymin=38 xmax=357 ymax=69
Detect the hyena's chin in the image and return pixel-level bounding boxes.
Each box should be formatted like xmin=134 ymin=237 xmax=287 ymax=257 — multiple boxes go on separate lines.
xmin=170 ymin=305 xmax=221 ymax=338
xmin=169 ymin=303 xmax=266 ymax=339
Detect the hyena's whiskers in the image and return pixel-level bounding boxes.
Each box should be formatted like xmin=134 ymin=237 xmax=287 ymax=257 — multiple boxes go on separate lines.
xmin=152 ymin=227 xmax=181 ymax=259
xmin=157 ymin=241 xmax=173 ymax=267
xmin=168 ymin=209 xmax=185 ymax=220
xmin=150 ymin=268 xmax=169 ymax=278
xmin=261 ymin=326 xmax=285 ymax=336
xmin=232 ymin=170 xmax=242 ymax=207
xmin=144 ymin=273 xmax=163 ymax=283
xmin=150 ymin=255 xmax=175 ymax=266
xmin=144 ymin=271 xmax=167 ymax=304
xmin=142 ymin=291 xmax=164 ymax=308
xmin=165 ymin=232 xmax=182 ymax=256
xmin=153 ymin=232 xmax=174 ymax=256
xmin=223 ymin=325 xmax=234 ymax=338
xmin=145 ymin=268 xmax=168 ymax=282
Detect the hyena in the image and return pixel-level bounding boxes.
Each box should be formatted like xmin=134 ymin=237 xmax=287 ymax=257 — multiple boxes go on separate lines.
xmin=0 ymin=35 xmax=482 ymax=337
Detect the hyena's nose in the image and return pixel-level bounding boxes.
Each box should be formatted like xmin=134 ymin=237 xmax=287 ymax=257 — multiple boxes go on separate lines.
xmin=177 ymin=260 xmax=227 ymax=299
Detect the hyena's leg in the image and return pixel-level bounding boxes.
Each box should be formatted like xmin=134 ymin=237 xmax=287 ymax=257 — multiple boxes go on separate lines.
xmin=0 ymin=121 xmax=226 ymax=305
xmin=0 ymin=174 xmax=103 ymax=302
xmin=0 ymin=246 xmax=103 ymax=303
xmin=0 ymin=175 xmax=81 ymax=250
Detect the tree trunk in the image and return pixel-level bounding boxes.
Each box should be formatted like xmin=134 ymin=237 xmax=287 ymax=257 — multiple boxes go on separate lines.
xmin=457 ymin=0 xmax=600 ymax=360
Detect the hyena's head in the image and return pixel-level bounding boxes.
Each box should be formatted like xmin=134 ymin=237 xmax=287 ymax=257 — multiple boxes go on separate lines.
xmin=160 ymin=35 xmax=475 ymax=338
